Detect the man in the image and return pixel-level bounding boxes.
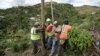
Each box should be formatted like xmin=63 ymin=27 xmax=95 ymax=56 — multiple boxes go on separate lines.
xmin=58 ymin=19 xmax=72 ymax=56
xmin=31 ymin=22 xmax=42 ymax=55
xmin=46 ymin=18 xmax=53 ymax=49
xmin=49 ymin=21 xmax=62 ymax=56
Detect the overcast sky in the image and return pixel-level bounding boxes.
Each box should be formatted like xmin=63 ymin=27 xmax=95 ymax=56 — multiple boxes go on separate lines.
xmin=0 ymin=0 xmax=100 ymax=9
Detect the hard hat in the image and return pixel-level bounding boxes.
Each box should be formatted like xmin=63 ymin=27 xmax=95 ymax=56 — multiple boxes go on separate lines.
xmin=53 ymin=21 xmax=58 ymax=25
xmin=34 ymin=22 xmax=40 ymax=26
xmin=63 ymin=19 xmax=69 ymax=24
xmin=46 ymin=18 xmax=51 ymax=22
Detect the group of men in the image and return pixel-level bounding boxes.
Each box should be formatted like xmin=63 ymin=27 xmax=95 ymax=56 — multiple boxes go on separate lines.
xmin=31 ymin=18 xmax=71 ymax=56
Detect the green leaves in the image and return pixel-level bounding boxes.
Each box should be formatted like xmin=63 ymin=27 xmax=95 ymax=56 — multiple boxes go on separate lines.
xmin=68 ymin=28 xmax=93 ymax=51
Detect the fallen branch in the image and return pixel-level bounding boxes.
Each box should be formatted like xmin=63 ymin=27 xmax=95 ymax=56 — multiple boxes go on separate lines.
xmin=93 ymin=51 xmax=99 ymax=56
xmin=93 ymin=43 xmax=100 ymax=55
xmin=93 ymin=44 xmax=100 ymax=52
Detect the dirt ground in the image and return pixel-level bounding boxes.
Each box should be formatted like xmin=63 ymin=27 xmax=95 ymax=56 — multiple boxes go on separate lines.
xmin=4 ymin=48 xmax=33 ymax=56
xmin=4 ymin=47 xmax=49 ymax=56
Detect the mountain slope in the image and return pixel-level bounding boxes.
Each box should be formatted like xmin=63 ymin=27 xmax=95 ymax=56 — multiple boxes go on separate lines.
xmin=75 ymin=5 xmax=100 ymax=14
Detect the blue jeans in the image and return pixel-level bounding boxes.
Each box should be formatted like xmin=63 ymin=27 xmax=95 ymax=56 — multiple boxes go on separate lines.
xmin=47 ymin=36 xmax=53 ymax=49
xmin=51 ymin=37 xmax=59 ymax=55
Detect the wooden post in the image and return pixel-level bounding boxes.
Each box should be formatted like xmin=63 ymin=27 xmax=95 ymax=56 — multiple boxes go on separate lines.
xmin=41 ymin=0 xmax=46 ymax=55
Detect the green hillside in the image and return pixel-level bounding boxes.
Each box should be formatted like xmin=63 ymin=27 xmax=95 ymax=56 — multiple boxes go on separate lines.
xmin=76 ymin=5 xmax=100 ymax=30
xmin=75 ymin=5 xmax=100 ymax=14
xmin=0 ymin=3 xmax=100 ymax=56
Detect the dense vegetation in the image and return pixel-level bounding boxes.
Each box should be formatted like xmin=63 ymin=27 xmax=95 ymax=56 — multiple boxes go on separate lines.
xmin=0 ymin=2 xmax=100 ymax=56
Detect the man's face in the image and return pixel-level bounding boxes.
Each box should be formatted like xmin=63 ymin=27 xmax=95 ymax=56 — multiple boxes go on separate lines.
xmin=47 ymin=21 xmax=51 ymax=24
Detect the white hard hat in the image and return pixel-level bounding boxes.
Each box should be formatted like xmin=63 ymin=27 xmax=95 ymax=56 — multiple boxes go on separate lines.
xmin=34 ymin=22 xmax=40 ymax=26
xmin=53 ymin=21 xmax=58 ymax=24
xmin=46 ymin=18 xmax=51 ymax=22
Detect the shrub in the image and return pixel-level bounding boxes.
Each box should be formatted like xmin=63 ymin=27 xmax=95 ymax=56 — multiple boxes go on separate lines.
xmin=11 ymin=42 xmax=20 ymax=52
xmin=0 ymin=39 xmax=12 ymax=49
xmin=11 ymin=41 xmax=28 ymax=52
xmin=19 ymin=42 xmax=29 ymax=51
xmin=68 ymin=28 xmax=93 ymax=51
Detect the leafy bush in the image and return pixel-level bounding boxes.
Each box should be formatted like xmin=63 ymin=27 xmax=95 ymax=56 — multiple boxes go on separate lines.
xmin=19 ymin=42 xmax=29 ymax=51
xmin=11 ymin=43 xmax=20 ymax=52
xmin=68 ymin=28 xmax=93 ymax=51
xmin=0 ymin=40 xmax=7 ymax=49
xmin=11 ymin=41 xmax=28 ymax=52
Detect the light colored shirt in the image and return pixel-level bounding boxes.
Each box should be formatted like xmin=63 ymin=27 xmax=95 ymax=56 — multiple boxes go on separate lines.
xmin=52 ymin=25 xmax=62 ymax=37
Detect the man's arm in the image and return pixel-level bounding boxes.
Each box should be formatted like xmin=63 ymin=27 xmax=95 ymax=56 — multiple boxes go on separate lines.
xmin=36 ymin=27 xmax=43 ymax=33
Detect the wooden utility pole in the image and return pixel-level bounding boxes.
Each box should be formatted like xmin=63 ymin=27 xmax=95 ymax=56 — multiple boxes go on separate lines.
xmin=51 ymin=0 xmax=54 ymax=22
xmin=41 ymin=0 xmax=46 ymax=55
